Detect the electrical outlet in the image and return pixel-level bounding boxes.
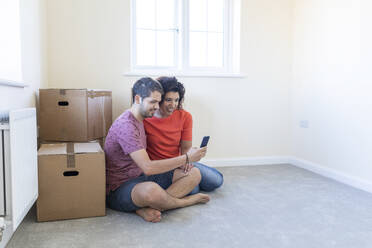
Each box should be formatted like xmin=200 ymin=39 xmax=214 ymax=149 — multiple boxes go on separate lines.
xmin=299 ymin=120 xmax=309 ymax=128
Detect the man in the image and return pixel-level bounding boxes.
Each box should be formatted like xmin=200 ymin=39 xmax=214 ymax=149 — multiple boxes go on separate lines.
xmin=105 ymin=77 xmax=209 ymax=223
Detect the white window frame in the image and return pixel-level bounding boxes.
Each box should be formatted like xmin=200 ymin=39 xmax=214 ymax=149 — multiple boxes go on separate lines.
xmin=131 ymin=0 xmax=179 ymax=71
xmin=128 ymin=0 xmax=241 ymax=77
xmin=0 ymin=0 xmax=28 ymax=87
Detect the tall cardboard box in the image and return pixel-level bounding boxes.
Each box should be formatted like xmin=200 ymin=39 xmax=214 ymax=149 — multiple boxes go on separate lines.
xmin=39 ymin=89 xmax=112 ymax=142
xmin=37 ymin=142 xmax=106 ymax=222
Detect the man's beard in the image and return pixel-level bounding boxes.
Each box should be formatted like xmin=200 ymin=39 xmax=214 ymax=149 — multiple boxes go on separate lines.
xmin=139 ymin=105 xmax=155 ymax=118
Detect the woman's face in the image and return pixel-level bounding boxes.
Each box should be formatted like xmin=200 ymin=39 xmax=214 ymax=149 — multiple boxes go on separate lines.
xmin=160 ymin=91 xmax=180 ymax=117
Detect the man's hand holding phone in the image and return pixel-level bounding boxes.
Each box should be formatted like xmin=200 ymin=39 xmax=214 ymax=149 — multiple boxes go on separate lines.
xmin=187 ymin=146 xmax=207 ymax=162
xmin=181 ymin=136 xmax=210 ymax=173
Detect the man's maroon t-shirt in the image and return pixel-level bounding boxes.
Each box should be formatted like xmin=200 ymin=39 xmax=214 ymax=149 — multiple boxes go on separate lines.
xmin=104 ymin=110 xmax=146 ymax=195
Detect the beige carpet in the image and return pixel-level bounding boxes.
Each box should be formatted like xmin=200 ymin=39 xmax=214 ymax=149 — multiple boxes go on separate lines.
xmin=7 ymin=164 xmax=372 ymax=248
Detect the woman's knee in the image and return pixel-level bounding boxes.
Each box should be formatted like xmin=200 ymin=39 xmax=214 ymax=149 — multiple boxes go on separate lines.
xmin=195 ymin=163 xmax=224 ymax=192
xmin=201 ymin=174 xmax=223 ymax=191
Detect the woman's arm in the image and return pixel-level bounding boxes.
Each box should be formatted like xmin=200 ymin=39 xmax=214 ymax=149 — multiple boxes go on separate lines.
xmin=180 ymin=140 xmax=192 ymax=155
xmin=180 ymin=111 xmax=193 ymax=155
xmin=179 ymin=140 xmax=193 ymax=172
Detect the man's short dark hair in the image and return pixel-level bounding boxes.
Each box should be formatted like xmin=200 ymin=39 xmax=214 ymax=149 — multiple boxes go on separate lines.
xmin=131 ymin=77 xmax=164 ymax=103
xmin=156 ymin=76 xmax=185 ymax=109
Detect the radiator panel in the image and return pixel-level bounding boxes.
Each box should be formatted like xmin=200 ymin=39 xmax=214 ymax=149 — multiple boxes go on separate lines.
xmin=0 ymin=130 xmax=5 ymax=216
xmin=9 ymin=108 xmax=38 ymax=230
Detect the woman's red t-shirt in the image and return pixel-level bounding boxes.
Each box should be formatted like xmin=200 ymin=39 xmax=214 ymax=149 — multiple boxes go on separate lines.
xmin=143 ymin=110 xmax=192 ymax=160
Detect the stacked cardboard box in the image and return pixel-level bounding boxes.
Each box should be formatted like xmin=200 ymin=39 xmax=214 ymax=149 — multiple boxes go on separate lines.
xmin=37 ymin=89 xmax=112 ymax=222
xmin=37 ymin=143 xmax=105 ymax=221
xmin=39 ymin=89 xmax=112 ymax=142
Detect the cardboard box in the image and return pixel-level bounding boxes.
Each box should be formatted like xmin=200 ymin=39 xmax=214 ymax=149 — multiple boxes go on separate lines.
xmin=39 ymin=89 xmax=112 ymax=142
xmin=39 ymin=137 xmax=106 ymax=150
xmin=37 ymin=142 xmax=106 ymax=222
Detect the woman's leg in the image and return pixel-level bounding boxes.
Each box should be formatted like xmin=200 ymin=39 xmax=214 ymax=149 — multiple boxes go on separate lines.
xmin=193 ymin=162 xmax=224 ymax=192
xmin=189 ymin=184 xmax=200 ymax=195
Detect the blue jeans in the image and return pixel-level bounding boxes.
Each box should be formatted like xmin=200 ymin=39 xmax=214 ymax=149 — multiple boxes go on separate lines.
xmin=189 ymin=162 xmax=224 ymax=195
xmin=107 ymin=163 xmax=223 ymax=211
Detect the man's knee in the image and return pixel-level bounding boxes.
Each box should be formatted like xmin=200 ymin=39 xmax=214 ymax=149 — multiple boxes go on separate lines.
xmin=134 ymin=182 xmax=166 ymax=204
xmin=189 ymin=167 xmax=202 ymax=185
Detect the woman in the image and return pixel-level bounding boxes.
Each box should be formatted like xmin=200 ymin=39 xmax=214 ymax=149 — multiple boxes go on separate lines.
xmin=144 ymin=76 xmax=223 ymax=194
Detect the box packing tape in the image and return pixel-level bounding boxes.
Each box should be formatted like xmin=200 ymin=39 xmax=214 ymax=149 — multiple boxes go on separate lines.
xmin=67 ymin=143 xmax=75 ymax=168
xmin=87 ymin=91 xmax=111 ymax=98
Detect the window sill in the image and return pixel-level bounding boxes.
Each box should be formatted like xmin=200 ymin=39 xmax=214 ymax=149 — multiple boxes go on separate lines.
xmin=123 ymin=71 xmax=246 ymax=78
xmin=0 ymin=79 xmax=28 ymax=88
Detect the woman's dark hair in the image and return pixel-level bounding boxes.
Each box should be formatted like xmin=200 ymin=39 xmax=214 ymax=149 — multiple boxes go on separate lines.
xmin=131 ymin=77 xmax=163 ymax=104
xmin=156 ymin=76 xmax=185 ymax=109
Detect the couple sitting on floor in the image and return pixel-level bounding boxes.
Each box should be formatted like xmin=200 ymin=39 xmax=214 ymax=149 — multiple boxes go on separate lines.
xmin=105 ymin=76 xmax=223 ymax=222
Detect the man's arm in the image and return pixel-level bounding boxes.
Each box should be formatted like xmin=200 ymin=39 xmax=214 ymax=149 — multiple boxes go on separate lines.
xmin=130 ymin=147 xmax=206 ymax=176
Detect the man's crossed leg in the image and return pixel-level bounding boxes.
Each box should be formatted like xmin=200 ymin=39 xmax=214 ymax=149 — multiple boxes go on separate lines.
xmin=133 ymin=167 xmax=210 ymax=222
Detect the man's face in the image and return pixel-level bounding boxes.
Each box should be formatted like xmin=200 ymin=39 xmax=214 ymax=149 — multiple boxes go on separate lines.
xmin=160 ymin=91 xmax=179 ymax=117
xmin=138 ymin=91 xmax=162 ymax=118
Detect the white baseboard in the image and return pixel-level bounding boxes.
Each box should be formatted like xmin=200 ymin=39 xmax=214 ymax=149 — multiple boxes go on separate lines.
xmin=201 ymin=156 xmax=372 ymax=194
xmin=289 ymin=157 xmax=372 ymax=194
xmin=201 ymin=156 xmax=290 ymax=168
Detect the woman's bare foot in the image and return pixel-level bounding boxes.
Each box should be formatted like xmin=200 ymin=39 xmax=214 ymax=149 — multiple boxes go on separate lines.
xmin=136 ymin=208 xmax=162 ymax=223
xmin=185 ymin=193 xmax=210 ymax=205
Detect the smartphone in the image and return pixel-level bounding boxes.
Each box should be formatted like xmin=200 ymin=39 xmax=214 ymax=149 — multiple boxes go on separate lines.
xmin=200 ymin=136 xmax=210 ymax=148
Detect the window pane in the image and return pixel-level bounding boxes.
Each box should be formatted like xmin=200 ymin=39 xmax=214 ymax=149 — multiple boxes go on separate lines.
xmin=208 ymin=0 xmax=224 ymax=32
xmin=136 ymin=0 xmax=156 ymax=29
xmin=189 ymin=0 xmax=207 ymax=31
xmin=0 ymin=0 xmax=22 ymax=81
xmin=157 ymin=31 xmax=175 ymax=66
xmin=136 ymin=30 xmax=156 ymax=66
xmin=156 ymin=0 xmax=175 ymax=29
xmin=189 ymin=32 xmax=207 ymax=67
xmin=207 ymin=33 xmax=223 ymax=67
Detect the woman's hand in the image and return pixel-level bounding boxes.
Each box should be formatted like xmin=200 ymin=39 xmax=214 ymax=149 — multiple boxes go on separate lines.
xmin=179 ymin=163 xmax=194 ymax=173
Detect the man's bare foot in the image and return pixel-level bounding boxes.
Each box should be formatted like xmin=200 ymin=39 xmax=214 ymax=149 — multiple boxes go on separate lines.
xmin=136 ymin=208 xmax=162 ymax=223
xmin=185 ymin=193 xmax=210 ymax=205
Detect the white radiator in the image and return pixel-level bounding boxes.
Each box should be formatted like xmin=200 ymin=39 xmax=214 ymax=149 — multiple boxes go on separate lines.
xmin=0 ymin=108 xmax=38 ymax=248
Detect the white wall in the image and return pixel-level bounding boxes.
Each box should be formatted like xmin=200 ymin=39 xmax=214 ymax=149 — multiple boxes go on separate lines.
xmin=2 ymin=0 xmax=370 ymax=190
xmin=46 ymin=0 xmax=293 ymax=160
xmin=292 ymin=1 xmax=372 ymax=183
xmin=0 ymin=0 xmax=47 ymax=111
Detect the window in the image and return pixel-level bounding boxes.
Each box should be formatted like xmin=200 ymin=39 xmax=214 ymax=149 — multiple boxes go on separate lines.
xmin=131 ymin=0 xmax=240 ymax=76
xmin=0 ymin=0 xmax=23 ymax=82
